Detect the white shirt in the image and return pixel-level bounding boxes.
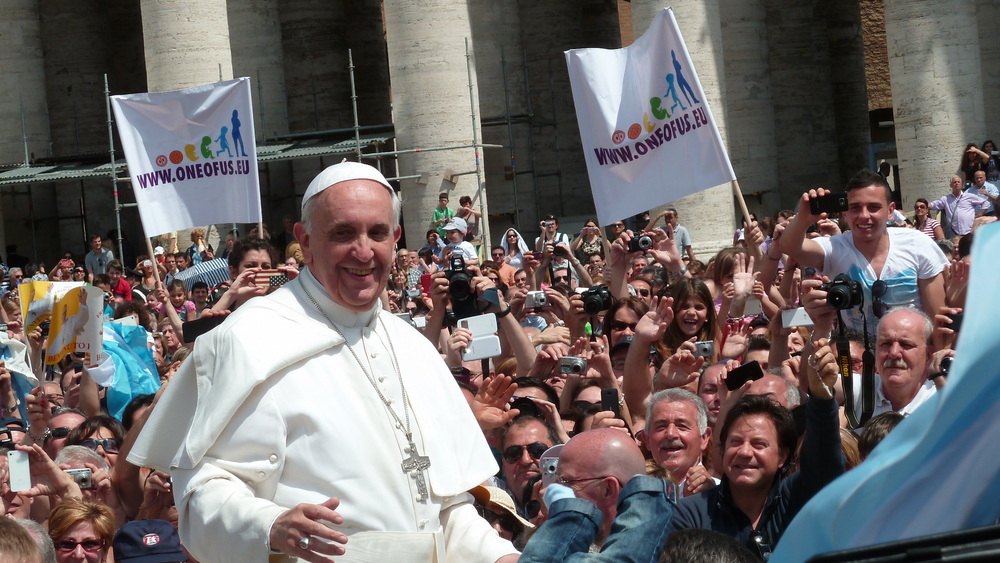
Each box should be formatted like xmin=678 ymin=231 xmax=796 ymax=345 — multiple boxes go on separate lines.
xmin=852 ymin=375 xmax=937 ymax=419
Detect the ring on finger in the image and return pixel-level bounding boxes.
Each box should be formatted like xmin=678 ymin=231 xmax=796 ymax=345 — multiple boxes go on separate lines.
xmin=298 ymin=536 xmax=311 ymax=550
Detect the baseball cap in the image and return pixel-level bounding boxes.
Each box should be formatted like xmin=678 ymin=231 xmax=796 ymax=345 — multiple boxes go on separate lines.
xmin=153 ymin=246 xmax=165 ymax=256
xmin=113 ymin=519 xmax=186 ymax=563
xmin=301 ymin=161 xmax=393 ymax=214
xmin=443 ymin=217 xmax=468 ymax=235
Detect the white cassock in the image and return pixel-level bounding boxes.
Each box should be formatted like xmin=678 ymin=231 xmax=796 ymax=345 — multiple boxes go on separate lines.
xmin=128 ymin=269 xmax=516 ymax=563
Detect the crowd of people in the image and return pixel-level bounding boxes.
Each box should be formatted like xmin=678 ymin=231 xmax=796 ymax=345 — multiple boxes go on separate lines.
xmin=0 ymin=158 xmax=987 ymax=562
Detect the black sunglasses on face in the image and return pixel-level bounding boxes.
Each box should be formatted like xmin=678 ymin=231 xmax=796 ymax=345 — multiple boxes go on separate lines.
xmin=80 ymin=437 xmax=120 ymax=453
xmin=502 ymin=442 xmax=549 ymax=464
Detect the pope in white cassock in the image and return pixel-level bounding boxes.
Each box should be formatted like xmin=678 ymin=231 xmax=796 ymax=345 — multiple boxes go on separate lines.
xmin=128 ymin=162 xmax=520 ymax=563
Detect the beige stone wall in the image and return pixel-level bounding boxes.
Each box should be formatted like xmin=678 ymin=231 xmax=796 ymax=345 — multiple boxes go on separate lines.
xmin=861 ymin=0 xmax=892 ymax=111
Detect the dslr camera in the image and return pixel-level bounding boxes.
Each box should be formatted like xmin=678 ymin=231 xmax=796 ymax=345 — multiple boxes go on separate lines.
xmin=819 ymin=274 xmax=863 ymax=310
xmin=580 ymin=284 xmax=613 ymax=315
xmin=445 ymin=256 xmax=479 ymax=321
xmin=628 ymin=234 xmax=653 ymax=253
xmin=524 ymin=290 xmax=547 ymax=310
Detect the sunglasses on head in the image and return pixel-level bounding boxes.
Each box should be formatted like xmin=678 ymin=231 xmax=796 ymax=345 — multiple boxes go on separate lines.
xmin=502 ymin=442 xmax=549 ymax=464
xmin=80 ymin=437 xmax=120 ymax=453
xmin=56 ymin=539 xmax=103 ymax=553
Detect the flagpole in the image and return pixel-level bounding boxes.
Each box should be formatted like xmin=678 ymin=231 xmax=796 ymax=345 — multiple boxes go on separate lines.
xmin=731 ymin=179 xmax=754 ymax=230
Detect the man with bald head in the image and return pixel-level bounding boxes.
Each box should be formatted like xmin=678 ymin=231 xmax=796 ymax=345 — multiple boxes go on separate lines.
xmin=519 ymin=429 xmax=675 ymax=562
xmin=747 ymin=372 xmax=801 ymax=410
xmin=129 ymin=162 xmax=518 ymax=563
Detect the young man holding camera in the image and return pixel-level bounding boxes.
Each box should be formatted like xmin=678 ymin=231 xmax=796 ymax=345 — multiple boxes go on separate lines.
xmin=781 ymin=170 xmax=947 ymax=338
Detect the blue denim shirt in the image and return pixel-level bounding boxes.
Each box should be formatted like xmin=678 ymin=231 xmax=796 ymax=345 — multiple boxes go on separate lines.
xmin=519 ymin=475 xmax=676 ymax=563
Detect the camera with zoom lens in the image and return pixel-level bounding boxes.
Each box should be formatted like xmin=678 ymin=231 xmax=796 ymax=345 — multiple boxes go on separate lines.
xmin=580 ymin=284 xmax=613 ymax=315
xmin=445 ymin=256 xmax=479 ymax=321
xmin=524 ymin=290 xmax=548 ymax=310
xmin=819 ymin=274 xmax=863 ymax=310
xmin=558 ymin=356 xmax=588 ymax=375
xmin=628 ymin=235 xmax=653 ymax=253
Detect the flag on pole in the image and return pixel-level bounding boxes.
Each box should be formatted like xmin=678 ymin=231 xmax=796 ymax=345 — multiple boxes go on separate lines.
xmin=44 ymin=286 xmax=104 ymax=367
xmin=111 ymin=78 xmax=262 ymax=236
xmin=565 ymin=8 xmax=735 ymax=227
xmin=772 ymin=222 xmax=1000 ymax=561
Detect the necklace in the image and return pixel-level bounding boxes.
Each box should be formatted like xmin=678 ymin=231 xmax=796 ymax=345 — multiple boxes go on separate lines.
xmin=300 ymin=283 xmax=432 ymax=502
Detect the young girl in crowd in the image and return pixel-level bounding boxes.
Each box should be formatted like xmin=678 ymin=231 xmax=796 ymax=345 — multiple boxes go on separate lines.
xmin=663 ymin=277 xmax=718 ymax=351
xmin=157 ymin=279 xmax=196 ymax=322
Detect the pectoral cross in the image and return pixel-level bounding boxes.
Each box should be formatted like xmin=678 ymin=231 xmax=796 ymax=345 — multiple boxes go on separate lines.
xmin=401 ymin=438 xmax=431 ymax=502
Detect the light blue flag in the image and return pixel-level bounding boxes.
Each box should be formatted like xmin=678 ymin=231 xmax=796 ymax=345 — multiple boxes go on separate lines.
xmin=772 ymin=222 xmax=1000 ymax=561
xmin=103 ymin=322 xmax=160 ymax=422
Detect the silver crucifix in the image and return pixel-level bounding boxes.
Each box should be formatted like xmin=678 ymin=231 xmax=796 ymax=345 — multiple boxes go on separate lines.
xmin=401 ymin=442 xmax=431 ymax=502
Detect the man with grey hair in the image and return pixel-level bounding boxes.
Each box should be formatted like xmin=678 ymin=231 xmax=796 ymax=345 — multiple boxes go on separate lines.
xmin=128 ymin=161 xmax=518 ymax=563
xmin=642 ymin=389 xmax=718 ymax=498
xmin=13 ymin=519 xmax=56 ymax=563
xmin=853 ymin=306 xmax=937 ymax=417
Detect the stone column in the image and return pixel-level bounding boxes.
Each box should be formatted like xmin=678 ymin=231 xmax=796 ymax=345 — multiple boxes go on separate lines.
xmin=631 ymin=0 xmax=735 ymax=257
xmin=825 ymin=0 xmax=873 ymax=183
xmin=384 ymin=0 xmax=490 ymax=248
xmin=885 ymin=0 xmax=984 ymax=208
xmin=977 ymin=0 xmax=1000 ymax=142
xmin=0 ymin=1 xmax=52 ymax=260
xmin=719 ymin=0 xmax=780 ymax=217
xmin=140 ymin=0 xmax=233 ymax=92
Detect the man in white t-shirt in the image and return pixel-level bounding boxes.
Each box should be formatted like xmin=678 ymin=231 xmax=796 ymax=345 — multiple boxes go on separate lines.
xmin=782 ymin=170 xmax=947 ymax=338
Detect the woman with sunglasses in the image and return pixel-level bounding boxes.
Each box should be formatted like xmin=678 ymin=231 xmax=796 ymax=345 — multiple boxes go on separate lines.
xmin=601 ymin=298 xmax=648 ymax=347
xmin=65 ymin=416 xmax=125 ymax=471
xmin=912 ymin=198 xmax=944 ymax=241
xmin=500 ymin=229 xmax=529 ymax=270
xmin=48 ymin=498 xmax=115 ymax=563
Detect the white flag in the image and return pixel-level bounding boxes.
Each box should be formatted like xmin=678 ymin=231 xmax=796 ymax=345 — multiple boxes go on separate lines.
xmin=111 ymin=78 xmax=262 ymax=235
xmin=565 ymin=8 xmax=735 ymax=227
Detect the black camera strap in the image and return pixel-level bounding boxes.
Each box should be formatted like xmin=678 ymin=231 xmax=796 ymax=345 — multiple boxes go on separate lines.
xmin=838 ymin=309 xmax=875 ymax=429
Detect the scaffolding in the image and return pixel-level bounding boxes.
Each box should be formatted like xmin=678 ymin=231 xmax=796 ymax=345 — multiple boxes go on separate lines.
xmin=0 ymin=39 xmax=569 ymax=262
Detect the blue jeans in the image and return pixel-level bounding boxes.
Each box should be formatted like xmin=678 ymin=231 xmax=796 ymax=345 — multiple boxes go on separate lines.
xmin=519 ymin=476 xmax=675 ymax=563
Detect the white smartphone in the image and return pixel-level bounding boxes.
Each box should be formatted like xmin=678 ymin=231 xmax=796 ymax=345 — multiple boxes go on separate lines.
xmin=459 ymin=314 xmax=501 ymax=361
xmin=781 ymin=307 xmax=815 ymax=329
xmin=7 ymin=450 xmax=31 ymax=492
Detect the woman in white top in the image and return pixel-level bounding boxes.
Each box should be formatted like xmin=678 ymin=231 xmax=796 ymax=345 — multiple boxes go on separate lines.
xmin=501 ymin=228 xmax=529 ymax=270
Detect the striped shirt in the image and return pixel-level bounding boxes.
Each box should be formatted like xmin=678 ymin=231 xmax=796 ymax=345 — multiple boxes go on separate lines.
xmin=917 ymin=217 xmax=941 ymax=239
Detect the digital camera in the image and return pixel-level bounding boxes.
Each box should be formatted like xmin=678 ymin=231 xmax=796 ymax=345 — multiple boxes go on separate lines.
xmin=628 ymin=235 xmax=653 ymax=252
xmin=580 ymin=284 xmax=613 ymax=315
xmin=524 ymin=290 xmax=547 ymax=310
xmin=819 ymin=274 xmax=863 ymax=310
xmin=558 ymin=356 xmax=588 ymax=375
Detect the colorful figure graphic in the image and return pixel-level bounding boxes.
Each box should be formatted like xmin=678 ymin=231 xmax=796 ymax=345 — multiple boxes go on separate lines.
xmin=215 ymin=126 xmax=232 ymax=157
xmin=231 ymin=109 xmax=248 ymax=157
xmin=200 ymin=136 xmax=215 ymax=159
xmin=672 ymin=50 xmax=700 ymax=107
xmin=650 ymin=97 xmax=669 ymax=120
xmin=664 ymin=74 xmax=686 ymax=114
